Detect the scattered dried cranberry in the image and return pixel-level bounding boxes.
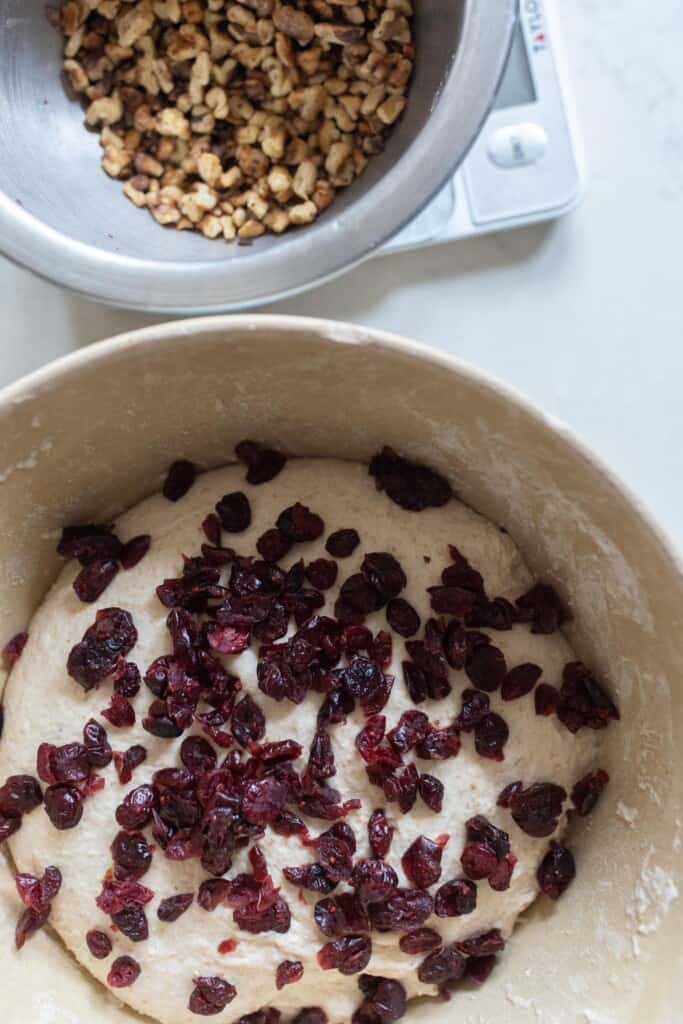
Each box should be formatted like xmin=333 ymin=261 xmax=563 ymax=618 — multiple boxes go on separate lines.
xmin=387 ymin=711 xmax=428 ymax=755
xmin=314 ymin=893 xmax=369 ymax=937
xmin=318 ymin=823 xmax=356 ymax=882
xmin=415 ymin=726 xmax=460 ymax=761
xmin=571 ymin=769 xmax=610 ymax=816
xmin=86 ymin=928 xmax=112 ymax=959
xmin=207 ymin=621 xmax=251 ymax=655
xmin=198 ymin=879 xmax=231 ymax=911
xmin=516 ymin=583 xmax=571 ymax=634
xmin=534 ymin=683 xmax=559 ymax=716
xmin=202 ymin=513 xmax=222 ymax=546
xmin=326 ymin=529 xmax=360 ymax=558
xmin=57 ymin=524 xmax=122 ymax=565
xmin=465 ymin=954 xmax=497 ymax=984
xmin=317 ymin=935 xmax=372 ymax=975
xmin=369 ymin=888 xmax=433 ymax=932
xmin=3 ymin=631 xmax=28 ymax=665
xmin=465 ymin=645 xmax=507 ymax=692
xmin=501 ymin=663 xmax=542 ymax=701
xmin=336 ymin=574 xmax=383 ymax=623
xmin=102 ymin=693 xmax=136 ymax=728
xmin=537 ymin=842 xmax=576 ymax=899
xmin=417 ymin=944 xmax=466 ymax=986
xmin=496 ymin=781 xmax=522 ymax=809
xmin=113 ymin=660 xmax=141 ymax=697
xmin=306 ymin=559 xmax=338 ymax=590
xmin=180 ymin=736 xmax=217 ymax=774
xmin=557 ymin=662 xmax=619 ymax=733
xmin=257 ymin=528 xmax=292 ymax=562
xmin=474 ymin=713 xmax=509 ymax=761
xmin=455 ymin=929 xmax=505 ymax=957
xmin=380 ymin=762 xmax=419 ymax=814
xmin=283 ymin=863 xmax=336 ymax=895
xmin=235 ymin=440 xmax=286 ymax=484
xmin=467 ymin=597 xmax=518 ymax=631
xmin=67 ymin=607 xmax=137 ymax=690
xmin=115 ymin=784 xmax=157 ymax=831
xmin=276 ymin=960 xmax=304 ymax=989
xmin=218 ymin=937 xmax=239 ymax=954
xmin=454 ymin=689 xmax=490 ymax=732
xmin=112 ymin=830 xmax=153 ymax=881
xmin=434 ymin=878 xmax=477 ymax=917
xmin=369 ymin=448 xmax=451 ymax=512
xmin=15 ymin=865 xmax=62 ymax=911
xmin=15 ymin=906 xmax=50 ymax=949
xmin=111 ymin=904 xmax=149 ymax=942
xmin=427 ymin=585 xmax=477 ymax=618
xmin=107 ymin=955 xmax=141 ymax=988
xmin=350 ymin=859 xmax=398 ymax=907
xmin=231 ymin=694 xmax=266 ymax=747
xmin=401 ymin=835 xmax=447 ymax=889
xmin=368 ymin=809 xmax=393 ymax=859
xmin=73 ymin=558 xmax=120 ymax=603
xmin=292 ymin=1010 xmax=327 ymax=1024
xmin=385 ymin=598 xmax=420 ymax=638
xmin=355 ymin=977 xmax=407 ymax=1023
xmin=398 ymin=928 xmax=442 ymax=954
xmin=120 ymin=535 xmax=151 ymax=570
xmin=361 ymin=553 xmax=406 ymax=601
xmin=163 ymin=460 xmax=196 ymax=502
xmin=113 ymin=745 xmax=147 ymax=785
xmin=189 ymin=976 xmax=237 ymax=1015
xmin=0 ymin=774 xmax=43 ymax=826
xmin=277 ymin=503 xmax=324 ymax=542
xmin=44 ymin=784 xmax=83 ymax=830
xmin=157 ymin=892 xmax=193 ymax=922
xmin=418 ymin=774 xmax=444 ymax=813
xmin=508 ymin=782 xmax=567 ymax=837
xmin=96 ymin=878 xmax=154 ymax=914
xmin=216 ymin=492 xmax=252 ymax=533
xmin=239 ymin=1011 xmax=282 ymax=1024
xmin=242 ymin=777 xmax=288 ymax=825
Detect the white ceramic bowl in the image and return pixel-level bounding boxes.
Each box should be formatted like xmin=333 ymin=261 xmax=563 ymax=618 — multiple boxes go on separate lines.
xmin=0 ymin=316 xmax=681 ymax=1023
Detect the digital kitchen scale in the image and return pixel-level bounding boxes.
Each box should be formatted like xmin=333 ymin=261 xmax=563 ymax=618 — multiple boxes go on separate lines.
xmin=382 ymin=0 xmax=583 ymax=256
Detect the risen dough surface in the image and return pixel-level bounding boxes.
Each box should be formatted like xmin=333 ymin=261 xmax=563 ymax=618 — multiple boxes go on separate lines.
xmin=0 ymin=459 xmax=598 ymax=1024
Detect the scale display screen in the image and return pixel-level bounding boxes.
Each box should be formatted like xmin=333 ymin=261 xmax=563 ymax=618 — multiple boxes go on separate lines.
xmin=494 ymin=23 xmax=537 ymax=109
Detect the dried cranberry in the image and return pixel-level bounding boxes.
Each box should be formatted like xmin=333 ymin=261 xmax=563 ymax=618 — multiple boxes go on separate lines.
xmin=368 ymin=809 xmax=393 ymax=859
xmin=277 ymin=503 xmax=324 ymax=542
xmin=474 ymin=713 xmax=509 ymax=761
xmin=516 ymin=583 xmax=571 ymax=634
xmin=318 ymin=823 xmax=356 ymax=881
xmin=107 ymin=955 xmax=141 ymax=988
xmin=417 ymin=944 xmax=466 ymax=986
xmin=557 ymin=662 xmax=619 ymax=733
xmin=509 ymin=782 xmax=567 ymax=837
xmin=571 ymin=769 xmax=610 ymax=816
xmin=157 ymin=892 xmax=193 ymax=922
xmin=369 ymin=888 xmax=433 ymax=932
xmin=317 ymin=935 xmax=372 ymax=975
xmin=292 ymin=1010 xmax=327 ymax=1024
xmin=387 ymin=711 xmax=429 ymax=755
xmin=283 ymin=863 xmax=336 ymax=895
xmin=306 ymin=559 xmax=338 ymax=590
xmin=455 ymin=929 xmax=505 ymax=957
xmin=111 ymin=904 xmax=148 ymax=942
xmin=454 ymin=689 xmax=490 ymax=733
xmin=73 ymin=558 xmax=119 ymax=603
xmin=102 ymin=693 xmax=135 ymax=728
xmin=207 ymin=621 xmax=251 ymax=655
xmin=242 ymin=777 xmax=288 ymax=825
xmin=344 ymin=658 xmax=393 ymax=715
xmin=355 ymin=715 xmax=388 ymax=762
xmin=57 ymin=524 xmax=122 ymax=565
xmin=113 ymin=745 xmax=147 ymax=785
xmin=501 ymin=663 xmax=542 ymax=701
xmin=15 ymin=906 xmax=50 ymax=949
xmin=189 ymin=976 xmax=237 ymax=1015
xmin=467 ymin=597 xmax=518 ymax=631
xmin=337 ymin=574 xmax=383 ymax=621
xmin=399 ymin=928 xmax=442 ymax=954
xmin=239 ymin=1011 xmax=282 ymax=1024
xmin=275 ymin=960 xmax=304 ymax=990
xmin=355 ymin=977 xmax=406 ymax=1023
xmin=115 ymin=784 xmax=157 ymax=831
xmin=180 ymin=736 xmax=217 ymax=774
xmin=381 ymin=762 xmax=419 ymax=813
xmin=218 ymin=937 xmax=239 ymax=954
xmin=3 ymin=631 xmax=28 ymax=665
xmin=120 ymin=535 xmax=151 ymax=570
xmin=496 ymin=781 xmax=522 ymax=809
xmin=15 ymin=865 xmax=62 ymax=911
xmin=307 ymin=729 xmax=335 ymax=781
xmin=235 ymin=440 xmax=286 ymax=484
xmin=198 ymin=879 xmax=231 ymax=911
xmin=314 ymin=893 xmax=369 ymax=937
xmin=418 ymin=774 xmax=444 ymax=813
xmin=465 ymin=954 xmax=497 ymax=984
xmin=535 ymin=683 xmax=559 ymax=716
xmin=112 ymin=830 xmax=153 ymax=881
xmin=460 ymin=843 xmax=497 ymax=881
xmin=369 ymin=448 xmax=451 ymax=512
xmin=326 ymin=529 xmax=360 ymax=558
xmin=385 ymin=598 xmax=420 ymax=638
xmin=257 ymin=528 xmax=292 ymax=562
xmin=466 ymin=816 xmax=510 ymax=858
xmin=96 ymin=878 xmax=154 ymax=914
xmin=44 ymin=784 xmax=82 ymax=830
xmin=202 ymin=512 xmax=222 ymax=546
xmin=67 ymin=608 xmax=137 ymax=690
xmin=427 ymin=586 xmax=477 ymax=618
xmin=434 ymin=878 xmax=476 ymax=917
xmin=465 ymin=645 xmax=507 ymax=692
xmin=0 ymin=814 xmax=21 ymax=842
xmin=0 ymin=774 xmax=43 ymax=821
xmin=361 ymin=553 xmax=406 ymax=601
xmin=216 ymin=492 xmax=251 ymax=533
xmin=86 ymin=928 xmax=112 ymax=959
xmin=234 ymin=895 xmax=291 ymax=934
xmin=113 ymin=660 xmax=141 ymax=697
xmin=350 ymin=859 xmax=398 ymax=906
xmin=537 ymin=842 xmax=576 ymax=899
xmin=231 ymin=695 xmax=266 ymax=747
xmin=401 ymin=835 xmax=446 ymax=889
xmin=415 ymin=726 xmax=460 ymax=761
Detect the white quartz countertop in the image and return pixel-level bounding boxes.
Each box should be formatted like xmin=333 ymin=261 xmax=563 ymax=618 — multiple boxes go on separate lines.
xmin=1 ymin=0 xmax=682 ymax=549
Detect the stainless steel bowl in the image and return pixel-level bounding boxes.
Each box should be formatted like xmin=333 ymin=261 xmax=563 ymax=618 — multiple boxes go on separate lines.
xmin=0 ymin=1 xmax=516 ymax=312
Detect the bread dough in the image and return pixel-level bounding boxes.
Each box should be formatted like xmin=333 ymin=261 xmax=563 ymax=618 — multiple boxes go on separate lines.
xmin=0 ymin=459 xmax=598 ymax=1024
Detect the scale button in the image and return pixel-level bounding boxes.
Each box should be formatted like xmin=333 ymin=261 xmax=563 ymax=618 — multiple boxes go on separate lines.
xmin=487 ymin=123 xmax=548 ymax=169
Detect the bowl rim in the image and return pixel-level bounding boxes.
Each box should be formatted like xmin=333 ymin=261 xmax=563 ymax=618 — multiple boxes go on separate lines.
xmin=0 ymin=1 xmax=518 ymax=313
xmin=2 ymin=312 xmax=682 ymax=584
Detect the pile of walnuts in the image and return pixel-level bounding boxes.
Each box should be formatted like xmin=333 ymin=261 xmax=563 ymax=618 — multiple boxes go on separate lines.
xmin=57 ymin=0 xmax=414 ymax=241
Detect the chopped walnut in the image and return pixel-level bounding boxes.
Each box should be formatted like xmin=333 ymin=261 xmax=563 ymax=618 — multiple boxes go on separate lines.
xmin=55 ymin=0 xmax=413 ymax=241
